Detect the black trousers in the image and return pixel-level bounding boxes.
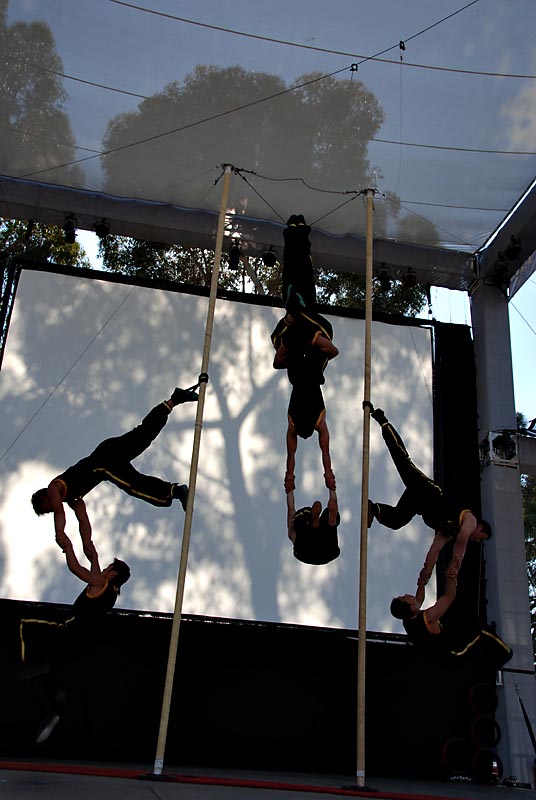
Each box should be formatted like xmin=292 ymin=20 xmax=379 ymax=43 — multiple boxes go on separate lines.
xmin=65 ymin=403 xmax=176 ymax=507
xmin=281 ymin=223 xmax=316 ymax=308
xmin=376 ymin=421 xmax=445 ymax=530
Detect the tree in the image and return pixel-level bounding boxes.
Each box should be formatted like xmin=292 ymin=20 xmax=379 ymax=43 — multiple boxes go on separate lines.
xmin=0 ymin=0 xmax=83 ymax=186
xmin=518 ymin=412 xmax=536 ymax=663
xmin=522 ymin=471 xmax=536 ymax=664
xmin=0 ymin=218 xmax=90 ymax=267
xmin=97 ymin=63 xmax=432 ymax=313
xmin=100 ymin=64 xmax=426 ymax=241
xmin=98 ymin=237 xmax=245 ymax=291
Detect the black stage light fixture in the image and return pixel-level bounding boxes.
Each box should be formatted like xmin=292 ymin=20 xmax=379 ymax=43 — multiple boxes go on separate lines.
xmin=402 ymin=268 xmax=417 ymax=289
xmin=93 ymin=217 xmax=111 ymax=240
xmin=378 ymin=264 xmax=391 ymax=291
xmin=229 ymin=241 xmax=241 ymax=269
xmin=63 ymin=213 xmax=77 ymax=244
xmin=262 ymin=246 xmax=277 ymax=268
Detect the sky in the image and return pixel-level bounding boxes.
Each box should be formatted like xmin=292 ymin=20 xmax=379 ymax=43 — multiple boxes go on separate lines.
xmin=77 ymin=229 xmax=536 ymax=426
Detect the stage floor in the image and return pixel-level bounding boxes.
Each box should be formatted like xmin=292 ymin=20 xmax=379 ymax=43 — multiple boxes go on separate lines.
xmin=0 ymin=762 xmax=533 ymax=800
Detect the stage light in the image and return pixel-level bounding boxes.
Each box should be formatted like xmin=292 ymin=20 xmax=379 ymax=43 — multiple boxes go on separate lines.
xmin=262 ymin=246 xmax=277 ymax=268
xmin=62 ymin=214 xmax=77 ymax=244
xmin=378 ymin=264 xmax=391 ymax=291
xmin=93 ymin=218 xmax=111 ymax=240
xmin=402 ymin=268 xmax=417 ymax=289
xmin=229 ymin=241 xmax=241 ymax=270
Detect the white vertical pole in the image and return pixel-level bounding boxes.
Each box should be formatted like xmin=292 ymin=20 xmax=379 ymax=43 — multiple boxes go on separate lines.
xmin=356 ymin=188 xmax=375 ymax=788
xmin=152 ymin=164 xmax=233 ymax=776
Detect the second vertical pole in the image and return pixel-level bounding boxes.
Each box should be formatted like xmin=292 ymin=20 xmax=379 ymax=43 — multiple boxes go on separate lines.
xmin=356 ymin=188 xmax=375 ymax=788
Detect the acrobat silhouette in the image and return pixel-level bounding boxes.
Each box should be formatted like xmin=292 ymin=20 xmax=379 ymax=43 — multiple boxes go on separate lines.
xmin=31 ymin=387 xmax=198 ymax=553
xmin=18 ymin=518 xmax=130 ymax=743
xmin=364 ymin=402 xmax=491 ymax=580
xmin=390 ymin=568 xmax=512 ymax=666
xmin=271 ymin=215 xmax=340 ymax=564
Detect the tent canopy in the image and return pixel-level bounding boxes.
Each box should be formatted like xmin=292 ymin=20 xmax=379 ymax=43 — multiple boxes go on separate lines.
xmin=1 ymin=0 xmax=536 ymax=291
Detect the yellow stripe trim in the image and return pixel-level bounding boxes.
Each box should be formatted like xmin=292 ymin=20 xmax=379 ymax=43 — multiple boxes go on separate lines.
xmin=93 ymin=467 xmax=172 ymax=505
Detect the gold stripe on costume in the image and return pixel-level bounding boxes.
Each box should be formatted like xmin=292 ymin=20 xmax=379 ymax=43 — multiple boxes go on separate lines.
xmin=20 ymin=616 xmax=76 ymax=662
xmin=459 ymin=508 xmax=472 ymax=525
xmin=315 ymin=408 xmax=326 ymax=430
xmin=422 ymin=610 xmax=441 ymax=636
xmin=450 ymin=632 xmax=481 ymax=657
xmin=481 ymin=628 xmax=512 ymax=654
xmin=93 ymin=467 xmax=172 ymax=505
xmin=300 ymin=312 xmax=331 ymax=342
xmin=52 ymin=477 xmax=68 ymax=494
xmin=86 ymin=578 xmax=109 ymax=599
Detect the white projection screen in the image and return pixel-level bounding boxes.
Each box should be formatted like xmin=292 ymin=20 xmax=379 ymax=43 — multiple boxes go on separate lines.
xmin=0 ymin=268 xmax=434 ymax=633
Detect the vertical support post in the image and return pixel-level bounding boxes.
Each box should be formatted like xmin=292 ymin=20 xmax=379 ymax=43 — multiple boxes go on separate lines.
xmin=152 ymin=164 xmax=233 ymax=776
xmin=470 ymin=281 xmax=536 ymax=786
xmin=356 ymin=189 xmax=375 ymax=788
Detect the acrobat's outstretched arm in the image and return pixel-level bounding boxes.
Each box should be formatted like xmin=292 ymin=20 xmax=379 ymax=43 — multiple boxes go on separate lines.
xmin=418 ymin=532 xmax=446 ymax=586
xmin=285 ymin=422 xmax=298 ymax=492
xmin=286 ymin=490 xmax=297 ymax=544
xmin=317 ymin=416 xmax=336 ymax=490
xmin=70 ymin=498 xmax=96 ymax=560
xmin=55 ymin=529 xmax=103 ymax=589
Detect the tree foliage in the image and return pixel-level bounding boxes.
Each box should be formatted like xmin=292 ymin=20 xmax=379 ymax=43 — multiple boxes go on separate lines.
xmin=518 ymin=413 xmax=536 ymax=662
xmin=0 ymin=218 xmax=90 ymax=267
xmin=100 ymin=64 xmax=431 ymax=243
xmin=97 ymin=234 xmax=428 ymax=315
xmin=0 ymin=0 xmax=83 ymax=185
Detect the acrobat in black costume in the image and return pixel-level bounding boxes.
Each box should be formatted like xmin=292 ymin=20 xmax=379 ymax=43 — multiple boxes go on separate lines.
xmin=366 ymin=403 xmax=491 ymax=581
xmin=403 ymin=611 xmax=513 ymax=667
xmin=390 ymin=568 xmax=512 ymax=667
xmin=18 ymin=527 xmax=130 ymax=743
xmin=31 ymin=388 xmax=199 ymax=553
xmin=271 ymin=215 xmax=340 ymax=565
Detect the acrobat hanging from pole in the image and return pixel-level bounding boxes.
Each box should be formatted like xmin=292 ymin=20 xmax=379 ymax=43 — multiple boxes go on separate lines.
xmin=364 ymin=401 xmax=491 ymax=581
xmin=271 ymin=214 xmax=340 ymax=565
xmin=31 ymin=386 xmax=199 ymax=554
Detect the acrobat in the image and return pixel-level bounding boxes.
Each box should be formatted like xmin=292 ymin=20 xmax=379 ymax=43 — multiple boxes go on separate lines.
xmin=31 ymin=387 xmax=198 ymax=551
xmin=286 ymin=486 xmax=340 ymax=565
xmin=271 ymin=215 xmax=338 ymax=487
xmin=364 ymin=402 xmax=491 ymax=579
xmin=18 ymin=519 xmax=130 ymax=742
xmin=390 ymin=569 xmax=512 ymax=666
xmin=271 ymin=216 xmax=340 ymax=563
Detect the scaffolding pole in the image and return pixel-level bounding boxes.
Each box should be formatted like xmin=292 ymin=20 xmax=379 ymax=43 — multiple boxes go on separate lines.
xmin=151 ymin=164 xmax=233 ymax=777
xmin=356 ymin=188 xmax=375 ymax=788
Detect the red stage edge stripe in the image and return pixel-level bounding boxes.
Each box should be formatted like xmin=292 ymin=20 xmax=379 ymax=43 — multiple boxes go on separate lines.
xmin=0 ymin=760 xmax=476 ymax=800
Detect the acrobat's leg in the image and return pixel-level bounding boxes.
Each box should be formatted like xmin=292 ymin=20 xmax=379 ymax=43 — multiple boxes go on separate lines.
xmin=282 ymin=215 xmax=316 ymax=311
xmin=367 ymin=406 xmax=440 ymax=497
xmin=369 ymin=489 xmax=417 ymax=530
xmin=94 ymin=462 xmax=186 ymax=510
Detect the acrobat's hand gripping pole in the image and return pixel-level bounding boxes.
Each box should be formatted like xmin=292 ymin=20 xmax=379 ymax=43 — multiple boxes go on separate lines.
xmin=356 ymin=188 xmax=375 ymax=789
xmin=152 ymin=164 xmax=233 ymax=778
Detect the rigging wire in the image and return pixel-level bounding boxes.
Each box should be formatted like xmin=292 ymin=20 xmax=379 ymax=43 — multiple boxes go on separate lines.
xmin=408 ymin=326 xmax=433 ymax=406
xmin=510 ymin=301 xmax=536 ymax=338
xmin=0 ymin=286 xmax=136 ymax=465
xmin=107 ymin=0 xmax=535 ymax=80
xmin=235 ymin=172 xmax=285 ymax=223
xmin=5 ymin=1 xmax=498 ymax=183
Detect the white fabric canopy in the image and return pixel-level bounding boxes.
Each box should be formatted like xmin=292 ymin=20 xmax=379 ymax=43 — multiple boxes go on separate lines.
xmin=1 ymin=0 xmax=536 ymax=289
